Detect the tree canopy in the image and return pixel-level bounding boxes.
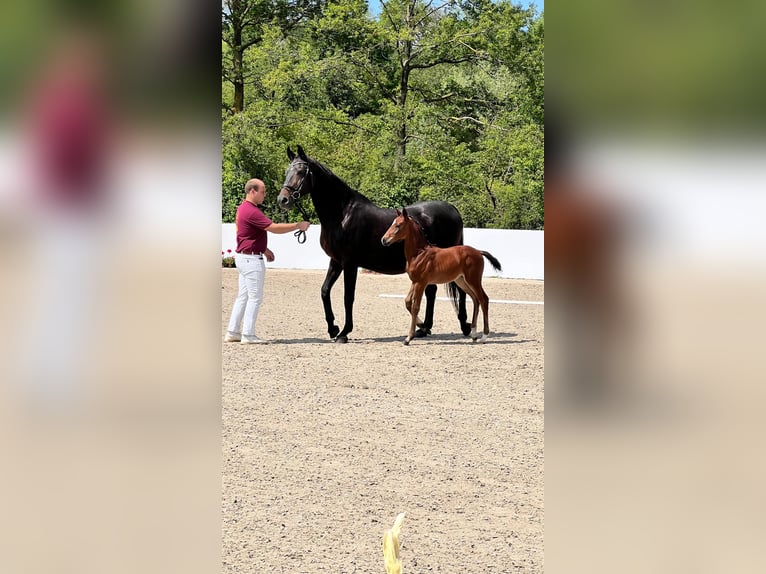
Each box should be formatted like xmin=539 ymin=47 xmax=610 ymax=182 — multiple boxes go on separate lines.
xmin=222 ymin=0 xmax=544 ymax=229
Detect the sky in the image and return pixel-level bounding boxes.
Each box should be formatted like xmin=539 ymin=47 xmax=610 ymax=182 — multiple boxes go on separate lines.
xmin=521 ymin=0 xmax=544 ymax=11
xmin=369 ymin=0 xmax=544 ymax=17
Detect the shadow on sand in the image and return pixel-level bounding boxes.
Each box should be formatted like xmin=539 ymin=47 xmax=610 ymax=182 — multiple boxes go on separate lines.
xmin=271 ymin=331 xmax=531 ymax=345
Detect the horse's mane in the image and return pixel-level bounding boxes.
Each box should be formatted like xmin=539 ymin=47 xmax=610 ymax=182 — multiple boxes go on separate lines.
xmin=410 ymin=215 xmax=433 ymax=246
xmin=402 ymin=212 xmax=435 ymax=252
xmin=308 ymin=156 xmax=373 ymax=204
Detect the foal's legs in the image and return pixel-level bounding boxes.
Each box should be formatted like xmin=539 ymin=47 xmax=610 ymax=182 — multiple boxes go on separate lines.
xmin=405 ymin=284 xmax=430 ymax=335
xmin=463 ymin=276 xmax=492 ymax=343
xmin=404 ymin=284 xmax=415 ymax=314
xmin=321 ymin=260 xmax=343 ymax=340
xmin=479 ymin=285 xmax=491 ymax=341
xmin=413 ymin=283 xmax=468 ymax=337
xmin=404 ymin=283 xmax=426 ymax=345
xmin=455 ymin=276 xmax=482 ymax=341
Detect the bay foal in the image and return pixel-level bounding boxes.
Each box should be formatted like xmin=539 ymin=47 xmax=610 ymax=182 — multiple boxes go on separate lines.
xmin=381 ymin=208 xmax=502 ymax=345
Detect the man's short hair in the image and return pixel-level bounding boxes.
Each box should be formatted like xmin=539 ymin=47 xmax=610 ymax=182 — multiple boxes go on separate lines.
xmin=244 ymin=179 xmax=262 ymax=194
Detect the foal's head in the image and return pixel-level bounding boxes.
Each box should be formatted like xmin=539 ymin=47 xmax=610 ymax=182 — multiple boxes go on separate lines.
xmin=381 ymin=208 xmax=419 ymax=246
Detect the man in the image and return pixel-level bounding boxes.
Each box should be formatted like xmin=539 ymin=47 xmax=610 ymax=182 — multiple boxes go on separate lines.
xmin=225 ymin=178 xmax=310 ymax=343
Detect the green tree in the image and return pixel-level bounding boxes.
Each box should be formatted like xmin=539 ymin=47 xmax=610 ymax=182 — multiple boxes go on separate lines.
xmin=222 ymin=0 xmax=323 ymax=113
xmin=221 ymin=0 xmax=544 ymax=229
xmin=374 ymin=0 xmax=491 ymax=164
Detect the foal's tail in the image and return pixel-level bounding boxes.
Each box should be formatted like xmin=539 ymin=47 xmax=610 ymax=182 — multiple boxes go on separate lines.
xmin=481 ymin=251 xmax=502 ymax=272
xmin=445 ymin=252 xmax=502 ymax=312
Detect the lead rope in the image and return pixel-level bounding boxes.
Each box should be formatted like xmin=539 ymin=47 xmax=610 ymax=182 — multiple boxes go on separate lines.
xmin=294 ymin=200 xmax=311 ymax=244
xmin=282 ymin=160 xmax=313 ymax=244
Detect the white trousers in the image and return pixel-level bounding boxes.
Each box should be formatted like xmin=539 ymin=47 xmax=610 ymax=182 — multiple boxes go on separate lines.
xmin=227 ymin=253 xmax=266 ymax=337
xmin=17 ymin=212 xmax=104 ymax=408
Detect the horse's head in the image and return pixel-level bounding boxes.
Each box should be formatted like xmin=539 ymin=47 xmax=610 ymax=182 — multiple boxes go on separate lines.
xmin=381 ymin=208 xmax=412 ymax=246
xmin=278 ymin=145 xmax=313 ymax=210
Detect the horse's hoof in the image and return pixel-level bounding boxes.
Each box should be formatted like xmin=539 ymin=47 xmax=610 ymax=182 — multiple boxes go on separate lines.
xmin=403 ymin=338 xmax=410 ymax=346
xmin=461 ymin=323 xmax=472 ymax=337
xmin=414 ymin=328 xmax=431 ymax=338
xmin=328 ymin=325 xmax=340 ymax=339
xmin=334 ymin=335 xmax=348 ymax=344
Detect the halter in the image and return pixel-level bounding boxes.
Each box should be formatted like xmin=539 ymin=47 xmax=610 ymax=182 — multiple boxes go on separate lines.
xmin=283 ymin=160 xmax=313 ymax=244
xmin=282 ymin=160 xmax=313 ymax=200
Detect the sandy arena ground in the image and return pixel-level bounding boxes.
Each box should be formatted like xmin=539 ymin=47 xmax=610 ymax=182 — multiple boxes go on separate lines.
xmin=222 ymin=268 xmax=544 ymax=573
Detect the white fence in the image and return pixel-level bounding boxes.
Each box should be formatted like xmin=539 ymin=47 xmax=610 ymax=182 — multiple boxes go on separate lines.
xmin=222 ymin=224 xmax=543 ymax=280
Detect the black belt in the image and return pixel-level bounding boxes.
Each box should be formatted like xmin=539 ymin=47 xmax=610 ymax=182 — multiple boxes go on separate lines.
xmin=237 ymin=250 xmax=263 ymax=256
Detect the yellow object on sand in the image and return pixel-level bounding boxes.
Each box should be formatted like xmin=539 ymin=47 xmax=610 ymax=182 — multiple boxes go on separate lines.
xmin=382 ymin=513 xmax=406 ymax=574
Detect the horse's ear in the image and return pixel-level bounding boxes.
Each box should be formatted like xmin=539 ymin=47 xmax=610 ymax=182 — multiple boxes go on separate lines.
xmin=395 ymin=208 xmax=401 ymax=216
xmin=287 ymin=147 xmax=295 ymax=161
xmin=297 ymin=145 xmax=307 ymax=159
xmin=401 ymin=207 xmax=409 ymax=219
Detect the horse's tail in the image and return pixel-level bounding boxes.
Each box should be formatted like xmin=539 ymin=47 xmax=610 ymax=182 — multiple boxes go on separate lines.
xmin=446 ymin=281 xmax=462 ymax=314
xmin=481 ymin=251 xmax=502 ymax=272
xmin=447 ymin=227 xmax=466 ymax=315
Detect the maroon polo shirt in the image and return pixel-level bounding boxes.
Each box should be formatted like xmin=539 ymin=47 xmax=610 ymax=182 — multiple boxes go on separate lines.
xmin=33 ymin=71 xmax=108 ymax=208
xmin=235 ymin=200 xmax=273 ymax=254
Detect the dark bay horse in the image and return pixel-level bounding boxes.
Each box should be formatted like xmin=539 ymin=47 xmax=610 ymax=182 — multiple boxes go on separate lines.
xmin=381 ymin=208 xmax=502 ymax=345
xmin=278 ymin=145 xmax=468 ymax=343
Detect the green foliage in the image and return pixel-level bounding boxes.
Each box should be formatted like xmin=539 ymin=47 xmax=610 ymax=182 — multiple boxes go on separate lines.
xmin=221 ymin=0 xmax=544 ymax=229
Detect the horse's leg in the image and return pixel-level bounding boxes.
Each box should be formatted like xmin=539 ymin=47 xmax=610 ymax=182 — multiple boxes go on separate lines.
xmin=404 ymin=283 xmax=426 ymax=345
xmin=416 ymin=284 xmax=437 ymax=337
xmin=457 ymin=286 xmax=470 ymax=336
xmin=447 ymin=282 xmax=470 ymax=336
xmin=321 ymin=260 xmax=343 ymax=340
xmin=455 ymin=276 xmax=481 ymax=340
xmin=335 ymin=264 xmax=358 ymax=344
